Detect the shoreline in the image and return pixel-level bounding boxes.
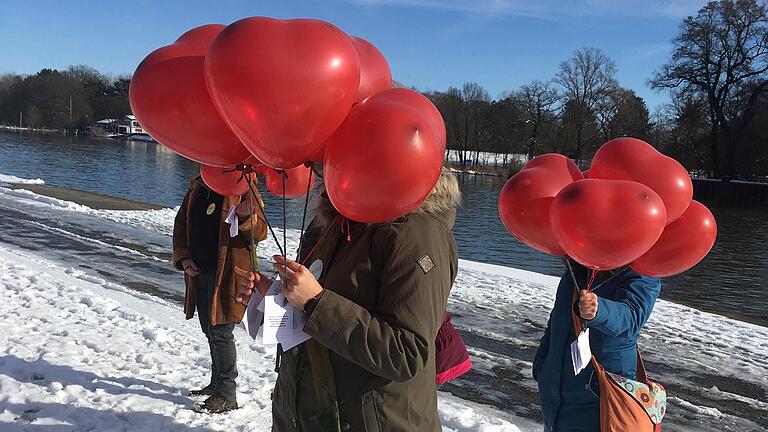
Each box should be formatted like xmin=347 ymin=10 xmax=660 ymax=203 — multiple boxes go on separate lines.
xmin=3 ymin=180 xmax=766 ymax=329
xmin=8 ymin=184 xmax=164 ymax=211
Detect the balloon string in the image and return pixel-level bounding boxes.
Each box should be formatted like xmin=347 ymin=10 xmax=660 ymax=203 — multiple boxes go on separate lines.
xmin=564 ymin=257 xmax=588 ymax=330
xmin=225 ymin=163 xmax=253 ymax=184
xmin=296 ymin=165 xmax=314 ymax=261
xmin=281 ymin=170 xmax=288 ymax=281
xmin=246 ymin=172 xmax=258 ymax=271
xmin=586 ymin=269 xmax=598 ymax=292
xmin=590 ymin=266 xmax=630 ymax=293
xmin=564 ymin=258 xmax=630 ymax=293
xmin=300 ymin=217 xmax=338 ymax=267
xmin=564 ymin=257 xmax=581 ymax=292
xmin=243 ymin=169 xmax=285 ymax=258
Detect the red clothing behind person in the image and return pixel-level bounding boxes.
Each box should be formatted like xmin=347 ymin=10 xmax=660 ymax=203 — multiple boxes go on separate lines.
xmin=435 ymin=312 xmax=472 ymax=385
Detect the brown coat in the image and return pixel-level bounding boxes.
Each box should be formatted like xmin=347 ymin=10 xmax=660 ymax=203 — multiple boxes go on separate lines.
xmin=272 ymin=169 xmax=461 ymax=432
xmin=172 ymin=177 xmax=268 ymax=326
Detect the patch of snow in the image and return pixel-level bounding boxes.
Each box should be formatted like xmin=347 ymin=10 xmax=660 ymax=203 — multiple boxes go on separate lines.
xmin=0 ymin=185 xmax=178 ymax=236
xmin=0 ymin=174 xmax=45 ymax=185
xmin=669 ymin=397 xmax=724 ymax=418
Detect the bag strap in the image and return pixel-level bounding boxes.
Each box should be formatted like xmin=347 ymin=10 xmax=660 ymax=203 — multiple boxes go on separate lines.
xmin=636 ymin=348 xmax=649 ymax=383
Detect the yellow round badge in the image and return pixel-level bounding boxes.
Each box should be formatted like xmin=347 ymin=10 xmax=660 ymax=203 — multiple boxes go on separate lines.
xmin=206 ymin=203 xmax=216 ymax=215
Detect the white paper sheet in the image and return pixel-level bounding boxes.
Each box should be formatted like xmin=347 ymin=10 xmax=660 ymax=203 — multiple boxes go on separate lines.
xmin=257 ymin=278 xmax=283 ymax=313
xmin=243 ymin=261 xmax=322 ymax=349
xmin=262 ymin=295 xmax=311 ymax=350
xmin=241 ymin=277 xmax=280 ymax=340
xmin=224 ymin=206 xmax=239 ymax=238
xmin=259 ymin=277 xmax=311 ymax=350
xmin=570 ymin=327 xmax=592 ymax=375
xmin=241 ymin=287 xmax=264 ymax=340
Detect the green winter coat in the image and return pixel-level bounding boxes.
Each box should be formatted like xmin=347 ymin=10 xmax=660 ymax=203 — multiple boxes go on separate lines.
xmin=272 ymin=170 xmax=461 ymax=432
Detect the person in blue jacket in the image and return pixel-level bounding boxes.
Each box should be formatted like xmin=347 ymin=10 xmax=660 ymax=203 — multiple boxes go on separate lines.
xmin=533 ymin=260 xmax=661 ymax=432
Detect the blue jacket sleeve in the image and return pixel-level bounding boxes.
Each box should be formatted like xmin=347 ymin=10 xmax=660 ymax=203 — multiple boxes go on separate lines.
xmin=589 ymin=274 xmax=661 ymax=337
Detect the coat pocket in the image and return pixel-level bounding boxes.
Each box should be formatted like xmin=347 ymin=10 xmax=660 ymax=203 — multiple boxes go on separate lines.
xmin=233 ymin=265 xmax=249 ymax=278
xmin=227 ymin=265 xmax=249 ymax=298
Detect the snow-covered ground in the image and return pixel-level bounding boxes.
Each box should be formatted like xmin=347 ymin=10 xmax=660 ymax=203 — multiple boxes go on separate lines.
xmin=0 ymin=244 xmax=526 ymax=431
xmin=445 ymin=150 xmax=528 ymax=167
xmin=1 ymin=174 xmax=767 ymax=431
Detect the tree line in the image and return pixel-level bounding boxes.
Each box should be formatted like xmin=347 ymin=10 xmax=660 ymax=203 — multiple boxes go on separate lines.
xmin=0 ymin=65 xmax=131 ymax=131
xmin=1 ymin=1 xmax=765 ymax=179
xmin=428 ymin=0 xmax=767 ymax=180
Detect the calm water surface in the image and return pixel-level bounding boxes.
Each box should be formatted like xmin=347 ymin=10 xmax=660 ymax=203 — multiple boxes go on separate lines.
xmin=1 ymin=132 xmax=766 ymax=325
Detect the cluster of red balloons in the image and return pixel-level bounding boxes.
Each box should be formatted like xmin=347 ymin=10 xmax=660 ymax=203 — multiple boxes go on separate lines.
xmin=498 ymin=137 xmax=717 ymax=277
xmin=130 ymin=18 xmax=445 ymax=222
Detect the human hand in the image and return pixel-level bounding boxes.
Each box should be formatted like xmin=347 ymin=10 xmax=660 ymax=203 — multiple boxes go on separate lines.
xmin=236 ymin=271 xmax=273 ymax=305
xmin=578 ymin=289 xmax=599 ymax=321
xmin=182 ymin=258 xmax=200 ymax=277
xmin=272 ymin=255 xmax=324 ymax=309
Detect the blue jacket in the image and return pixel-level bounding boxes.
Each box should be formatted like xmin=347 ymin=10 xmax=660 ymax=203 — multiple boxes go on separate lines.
xmin=533 ymin=266 xmax=661 ymax=432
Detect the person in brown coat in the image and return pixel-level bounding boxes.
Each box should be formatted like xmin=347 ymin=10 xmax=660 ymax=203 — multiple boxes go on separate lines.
xmin=238 ymin=168 xmax=461 ymax=431
xmin=172 ymin=175 xmax=267 ymax=413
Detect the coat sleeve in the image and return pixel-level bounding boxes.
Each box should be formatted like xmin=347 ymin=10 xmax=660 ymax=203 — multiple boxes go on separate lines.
xmin=237 ymin=179 xmax=268 ymax=243
xmin=589 ymin=274 xmax=661 ymax=337
xmin=172 ymin=185 xmax=193 ymax=270
xmin=303 ymin=227 xmax=453 ymax=383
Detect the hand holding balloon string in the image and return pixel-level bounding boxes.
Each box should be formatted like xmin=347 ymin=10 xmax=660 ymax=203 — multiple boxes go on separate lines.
xmin=578 ymin=289 xmax=599 ymax=321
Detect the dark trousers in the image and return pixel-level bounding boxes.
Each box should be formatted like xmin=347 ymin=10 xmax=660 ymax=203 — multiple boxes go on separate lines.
xmin=196 ymin=273 xmax=238 ymax=401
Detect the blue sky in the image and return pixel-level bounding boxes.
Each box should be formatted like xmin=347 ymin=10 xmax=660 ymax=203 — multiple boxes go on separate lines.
xmin=0 ymin=0 xmax=708 ymax=109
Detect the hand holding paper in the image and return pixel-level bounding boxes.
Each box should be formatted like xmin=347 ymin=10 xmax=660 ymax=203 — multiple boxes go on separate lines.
xmin=236 ymin=270 xmax=272 ymax=305
xmin=272 ymin=255 xmax=324 ymax=309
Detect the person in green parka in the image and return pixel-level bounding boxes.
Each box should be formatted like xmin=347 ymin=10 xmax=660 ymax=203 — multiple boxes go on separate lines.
xmin=238 ymin=167 xmax=461 ymax=432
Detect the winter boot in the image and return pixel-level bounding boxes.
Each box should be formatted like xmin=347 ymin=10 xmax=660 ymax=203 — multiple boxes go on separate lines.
xmin=199 ymin=395 xmax=238 ymax=414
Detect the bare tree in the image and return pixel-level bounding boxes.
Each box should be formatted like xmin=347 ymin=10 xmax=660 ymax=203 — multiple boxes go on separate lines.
xmin=428 ymin=87 xmax=463 ymax=161
xmin=650 ymin=0 xmax=768 ymax=178
xmin=602 ymin=89 xmax=652 ymax=142
xmin=459 ymin=82 xmax=490 ymax=166
xmin=516 ymin=80 xmax=561 ymax=159
xmin=555 ymin=47 xmax=619 ymax=162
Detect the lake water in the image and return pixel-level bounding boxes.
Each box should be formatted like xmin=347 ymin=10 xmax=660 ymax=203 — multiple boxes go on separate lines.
xmin=1 ymin=131 xmax=766 ymax=326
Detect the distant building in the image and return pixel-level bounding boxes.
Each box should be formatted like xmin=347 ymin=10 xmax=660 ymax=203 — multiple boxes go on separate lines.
xmin=116 ymin=115 xmax=145 ymax=134
xmin=88 ymin=118 xmax=117 ymax=137
xmin=88 ymin=114 xmax=147 ymax=137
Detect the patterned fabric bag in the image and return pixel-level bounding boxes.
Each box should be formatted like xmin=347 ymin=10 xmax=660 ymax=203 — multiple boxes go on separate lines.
xmin=592 ymin=350 xmax=667 ymax=432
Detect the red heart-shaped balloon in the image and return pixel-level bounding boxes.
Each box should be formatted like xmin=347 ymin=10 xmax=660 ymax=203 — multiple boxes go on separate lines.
xmin=324 ymin=88 xmax=443 ymax=223
xmin=373 ymin=88 xmax=446 ymax=154
xmin=265 ymin=165 xmax=315 ymax=198
xmin=590 ymin=137 xmax=692 ymax=224
xmin=632 ymin=200 xmax=717 ymax=277
xmin=129 ymin=25 xmax=250 ymax=167
xmin=498 ymin=154 xmax=583 ymax=255
xmin=205 ymin=17 xmax=360 ymax=169
xmin=200 ymin=164 xmax=249 ymax=196
xmin=350 ymin=36 xmax=392 ymax=103
xmin=550 ymin=179 xmax=667 ymax=270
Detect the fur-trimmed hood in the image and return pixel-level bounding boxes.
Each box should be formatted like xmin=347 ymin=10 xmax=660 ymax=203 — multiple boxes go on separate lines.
xmin=309 ymin=167 xmax=461 ymax=227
